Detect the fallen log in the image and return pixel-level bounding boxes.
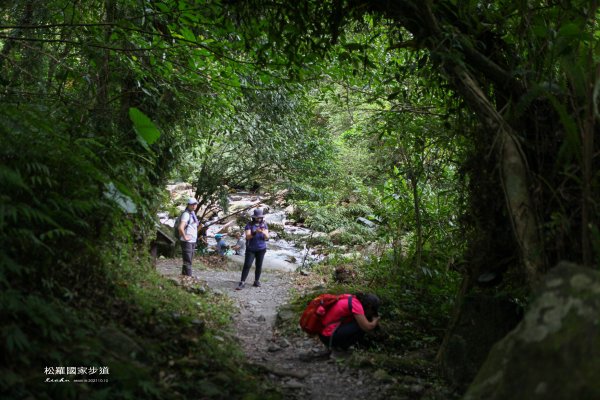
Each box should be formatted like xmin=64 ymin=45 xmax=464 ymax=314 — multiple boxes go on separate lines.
xmin=203 ymin=196 xmax=273 ymax=228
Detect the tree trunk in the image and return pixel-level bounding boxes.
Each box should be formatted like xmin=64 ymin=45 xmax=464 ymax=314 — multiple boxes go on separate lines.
xmin=450 ymin=65 xmax=545 ymax=284
xmin=94 ymin=0 xmax=116 ymax=129
xmin=581 ymin=84 xmax=595 ymax=267
xmin=411 ymin=175 xmax=423 ymax=270
xmin=581 ymin=115 xmax=593 ymax=267
xmin=580 ymin=27 xmax=599 ymax=267
xmin=394 ymin=221 xmax=403 ymax=268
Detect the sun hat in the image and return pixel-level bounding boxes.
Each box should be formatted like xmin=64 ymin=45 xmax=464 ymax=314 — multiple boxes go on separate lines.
xmin=252 ymin=208 xmax=265 ymax=219
xmin=187 ymin=197 xmax=198 ymax=205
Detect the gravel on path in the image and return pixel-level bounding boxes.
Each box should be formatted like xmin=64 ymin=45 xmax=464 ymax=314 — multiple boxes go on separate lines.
xmin=157 ymin=258 xmax=393 ymax=400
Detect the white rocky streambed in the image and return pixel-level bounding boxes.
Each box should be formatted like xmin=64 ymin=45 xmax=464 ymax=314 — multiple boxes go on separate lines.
xmin=159 ymin=186 xmax=327 ymax=272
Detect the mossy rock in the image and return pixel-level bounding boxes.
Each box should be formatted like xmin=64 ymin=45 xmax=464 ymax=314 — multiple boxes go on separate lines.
xmin=464 ymin=262 xmax=600 ymax=400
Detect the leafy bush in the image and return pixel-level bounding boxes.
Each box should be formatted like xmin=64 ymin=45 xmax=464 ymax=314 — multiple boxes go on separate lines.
xmin=358 ymin=253 xmax=461 ymax=347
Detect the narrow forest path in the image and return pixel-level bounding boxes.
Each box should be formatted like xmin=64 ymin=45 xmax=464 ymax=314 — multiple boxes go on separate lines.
xmin=156 ymin=257 xmax=394 ymax=400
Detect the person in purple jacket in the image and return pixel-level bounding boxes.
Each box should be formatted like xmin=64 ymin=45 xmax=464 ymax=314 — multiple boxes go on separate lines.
xmin=236 ymin=208 xmax=269 ymax=290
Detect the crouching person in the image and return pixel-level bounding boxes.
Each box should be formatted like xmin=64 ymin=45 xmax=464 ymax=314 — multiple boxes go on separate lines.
xmin=319 ymin=293 xmax=380 ymax=351
xmin=214 ymin=234 xmax=229 ymax=256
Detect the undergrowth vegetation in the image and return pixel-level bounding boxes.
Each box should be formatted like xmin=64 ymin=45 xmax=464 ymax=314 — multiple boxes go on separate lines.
xmin=0 ymin=101 xmax=277 ymax=400
xmin=289 ymin=252 xmax=461 ymax=351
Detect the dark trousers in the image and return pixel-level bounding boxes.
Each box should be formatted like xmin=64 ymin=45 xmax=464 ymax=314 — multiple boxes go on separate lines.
xmin=181 ymin=241 xmax=196 ymax=276
xmin=319 ymin=320 xmax=365 ymax=350
xmin=240 ymin=249 xmax=266 ymax=282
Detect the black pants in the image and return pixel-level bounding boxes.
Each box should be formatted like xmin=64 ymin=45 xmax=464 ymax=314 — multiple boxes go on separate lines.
xmin=181 ymin=241 xmax=196 ymax=276
xmin=240 ymin=249 xmax=266 ymax=282
xmin=319 ymin=320 xmax=365 ymax=350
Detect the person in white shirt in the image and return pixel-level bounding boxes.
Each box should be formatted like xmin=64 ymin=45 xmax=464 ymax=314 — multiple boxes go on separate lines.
xmin=178 ymin=198 xmax=198 ymax=276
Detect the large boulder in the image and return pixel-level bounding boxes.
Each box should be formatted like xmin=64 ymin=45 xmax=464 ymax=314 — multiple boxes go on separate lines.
xmin=464 ymin=262 xmax=600 ymax=400
xmin=284 ymin=204 xmax=297 ymax=216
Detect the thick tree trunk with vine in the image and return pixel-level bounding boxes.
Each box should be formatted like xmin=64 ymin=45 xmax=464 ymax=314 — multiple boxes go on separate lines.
xmin=435 ymin=64 xmax=545 ymax=385
xmin=367 ymin=1 xmax=549 ymax=384
xmin=361 ymin=0 xmax=547 ymax=282
xmin=450 ymin=66 xmax=545 ymax=284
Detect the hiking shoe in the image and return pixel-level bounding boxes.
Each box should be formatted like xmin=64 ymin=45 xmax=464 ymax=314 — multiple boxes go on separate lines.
xmin=235 ymin=282 xmax=245 ymax=290
xmin=252 ymin=281 xmax=261 ymax=287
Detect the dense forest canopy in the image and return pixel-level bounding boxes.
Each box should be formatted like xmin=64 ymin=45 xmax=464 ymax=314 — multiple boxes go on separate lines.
xmin=1 ymin=0 xmax=599 ymax=398
xmin=228 ymin=0 xmax=600 ymax=277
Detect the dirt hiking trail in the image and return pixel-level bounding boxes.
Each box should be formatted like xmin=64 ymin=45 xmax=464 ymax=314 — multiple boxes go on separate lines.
xmin=157 ymin=258 xmax=395 ymax=400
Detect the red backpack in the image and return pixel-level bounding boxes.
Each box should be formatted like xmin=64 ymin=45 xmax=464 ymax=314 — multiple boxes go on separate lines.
xmin=299 ymin=294 xmax=351 ymax=335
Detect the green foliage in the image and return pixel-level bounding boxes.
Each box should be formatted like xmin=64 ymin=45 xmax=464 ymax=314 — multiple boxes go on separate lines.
xmin=289 ymin=251 xmax=460 ymax=354
xmin=0 ymin=105 xmax=109 ymax=288
xmin=129 ymin=108 xmax=162 ymax=147
xmin=176 ymin=84 xmax=336 ymax=219
xmin=0 ymin=101 xmax=277 ymax=398
xmin=351 ymin=254 xmax=461 ymax=350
